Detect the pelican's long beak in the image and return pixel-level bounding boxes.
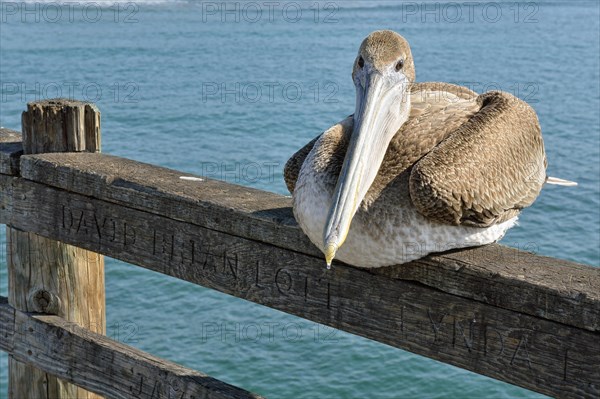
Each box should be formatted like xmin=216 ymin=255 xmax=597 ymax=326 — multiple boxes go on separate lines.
xmin=323 ymin=70 xmax=409 ymax=268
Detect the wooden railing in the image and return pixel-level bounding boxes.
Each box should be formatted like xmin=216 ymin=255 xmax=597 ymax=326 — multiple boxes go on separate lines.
xmin=0 ymin=99 xmax=598 ymax=399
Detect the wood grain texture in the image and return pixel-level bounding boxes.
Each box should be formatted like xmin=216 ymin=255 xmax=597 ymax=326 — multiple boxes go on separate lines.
xmin=0 ymin=298 xmax=265 ymax=399
xmin=17 ymin=152 xmax=600 ymax=333
xmin=1 ymin=174 xmax=598 ymax=398
xmin=0 ymin=297 xmax=14 ymax=353
xmin=7 ymin=227 xmax=106 ymax=399
xmin=7 ymin=99 xmax=105 ymax=399
xmin=0 ymin=128 xmax=23 ymax=175
xmin=21 ymin=99 xmax=101 ymax=154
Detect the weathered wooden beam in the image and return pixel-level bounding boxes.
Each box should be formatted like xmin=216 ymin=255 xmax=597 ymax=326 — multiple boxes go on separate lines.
xmin=1 ymin=174 xmax=598 ymax=398
xmin=0 ymin=128 xmax=23 ymax=175
xmin=21 ymin=99 xmax=101 ymax=154
xmin=0 ymin=297 xmax=14 ymax=353
xmin=16 ymin=152 xmax=600 ymax=333
xmin=0 ymin=297 xmax=265 ymax=399
xmin=7 ymin=100 xmax=105 ymax=399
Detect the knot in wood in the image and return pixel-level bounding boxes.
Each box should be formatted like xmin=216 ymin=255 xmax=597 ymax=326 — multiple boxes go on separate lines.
xmin=28 ymin=289 xmax=61 ymax=314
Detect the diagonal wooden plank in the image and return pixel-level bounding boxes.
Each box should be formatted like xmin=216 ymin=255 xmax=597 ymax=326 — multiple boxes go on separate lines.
xmin=0 ymin=298 xmax=265 ymax=399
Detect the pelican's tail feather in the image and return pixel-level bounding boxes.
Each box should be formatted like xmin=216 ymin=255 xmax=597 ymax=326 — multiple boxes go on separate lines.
xmin=545 ymin=176 xmax=578 ymax=186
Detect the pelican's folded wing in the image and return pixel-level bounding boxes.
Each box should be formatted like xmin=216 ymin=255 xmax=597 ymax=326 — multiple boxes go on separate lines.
xmin=409 ymin=91 xmax=547 ymax=227
xmin=284 ymin=116 xmax=353 ymax=194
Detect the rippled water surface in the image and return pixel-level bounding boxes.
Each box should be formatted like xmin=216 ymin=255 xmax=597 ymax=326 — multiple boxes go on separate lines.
xmin=1 ymin=1 xmax=599 ymax=397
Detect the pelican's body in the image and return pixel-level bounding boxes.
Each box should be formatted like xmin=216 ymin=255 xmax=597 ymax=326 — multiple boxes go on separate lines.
xmin=285 ymin=31 xmax=571 ymax=268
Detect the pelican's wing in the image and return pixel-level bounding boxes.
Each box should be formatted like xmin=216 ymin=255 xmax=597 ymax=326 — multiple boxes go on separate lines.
xmin=285 ymin=83 xmax=479 ymax=197
xmin=371 ymin=83 xmax=482 ymax=193
xmin=284 ymin=136 xmax=318 ymax=194
xmin=409 ymin=90 xmax=546 ymax=227
xmin=284 ymin=116 xmax=353 ymax=193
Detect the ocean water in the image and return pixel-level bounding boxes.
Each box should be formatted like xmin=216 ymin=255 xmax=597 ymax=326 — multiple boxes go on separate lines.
xmin=0 ymin=0 xmax=599 ymax=398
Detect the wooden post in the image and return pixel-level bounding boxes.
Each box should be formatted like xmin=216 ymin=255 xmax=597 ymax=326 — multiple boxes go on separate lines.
xmin=7 ymin=99 xmax=105 ymax=399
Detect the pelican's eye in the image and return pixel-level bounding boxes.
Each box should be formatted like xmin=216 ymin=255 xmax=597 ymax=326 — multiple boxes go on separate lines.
xmin=395 ymin=59 xmax=404 ymax=72
xmin=357 ymin=56 xmax=364 ymax=69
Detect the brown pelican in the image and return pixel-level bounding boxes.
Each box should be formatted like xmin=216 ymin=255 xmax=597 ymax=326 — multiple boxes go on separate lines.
xmin=284 ymin=30 xmax=575 ymax=268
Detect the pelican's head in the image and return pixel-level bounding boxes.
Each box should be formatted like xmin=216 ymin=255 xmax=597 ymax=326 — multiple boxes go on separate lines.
xmin=323 ymin=30 xmax=414 ymax=268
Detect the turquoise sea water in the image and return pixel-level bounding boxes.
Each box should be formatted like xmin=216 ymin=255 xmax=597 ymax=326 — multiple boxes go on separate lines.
xmin=0 ymin=1 xmax=599 ymax=397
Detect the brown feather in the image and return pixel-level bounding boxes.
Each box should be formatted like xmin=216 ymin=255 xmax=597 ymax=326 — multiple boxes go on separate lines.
xmin=355 ymin=30 xmax=416 ymax=81
xmin=409 ymin=90 xmax=546 ymax=226
xmin=284 ymin=84 xmax=546 ymax=228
